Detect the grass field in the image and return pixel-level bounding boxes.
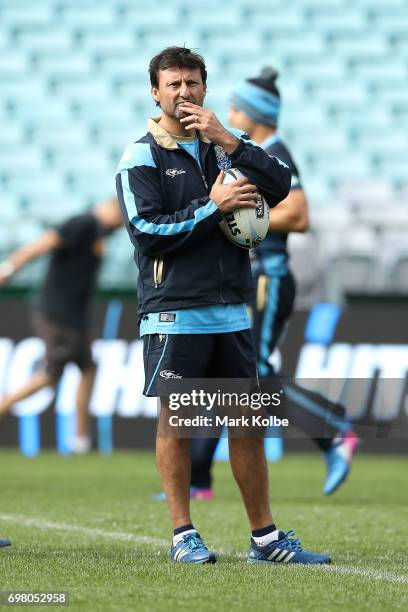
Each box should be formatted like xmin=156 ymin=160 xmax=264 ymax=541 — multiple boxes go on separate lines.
xmin=0 ymin=450 xmax=407 ymax=611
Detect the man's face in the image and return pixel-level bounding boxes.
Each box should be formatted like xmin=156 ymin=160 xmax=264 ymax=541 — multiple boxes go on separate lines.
xmin=151 ymin=67 xmax=206 ymax=120
xmin=228 ymin=105 xmax=255 ymax=134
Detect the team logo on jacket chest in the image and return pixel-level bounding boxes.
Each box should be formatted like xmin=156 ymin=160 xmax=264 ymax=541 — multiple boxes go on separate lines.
xmin=166 ymin=168 xmax=186 ymax=179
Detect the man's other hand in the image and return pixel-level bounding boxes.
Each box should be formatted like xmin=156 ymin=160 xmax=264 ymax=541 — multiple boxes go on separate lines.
xmin=209 ymin=171 xmax=259 ymax=215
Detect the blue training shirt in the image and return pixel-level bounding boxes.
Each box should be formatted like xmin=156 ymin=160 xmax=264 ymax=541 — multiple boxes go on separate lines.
xmin=252 ymin=134 xmax=303 ymax=275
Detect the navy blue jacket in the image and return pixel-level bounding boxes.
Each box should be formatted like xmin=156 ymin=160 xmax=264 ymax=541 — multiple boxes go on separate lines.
xmin=116 ymin=119 xmax=291 ymax=314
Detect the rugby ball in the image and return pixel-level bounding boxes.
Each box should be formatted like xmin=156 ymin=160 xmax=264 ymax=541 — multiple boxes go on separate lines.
xmin=218 ymin=168 xmax=269 ymax=249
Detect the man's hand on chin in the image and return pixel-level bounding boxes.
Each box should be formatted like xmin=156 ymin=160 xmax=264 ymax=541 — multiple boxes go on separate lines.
xmin=178 ymin=102 xmax=240 ymax=155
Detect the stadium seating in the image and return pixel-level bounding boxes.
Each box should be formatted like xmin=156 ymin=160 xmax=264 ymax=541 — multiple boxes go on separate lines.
xmin=0 ymin=0 xmax=407 ymax=295
xmin=390 ymin=255 xmax=408 ymax=292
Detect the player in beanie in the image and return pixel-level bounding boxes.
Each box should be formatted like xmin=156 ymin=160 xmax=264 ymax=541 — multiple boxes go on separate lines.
xmin=188 ymin=68 xmax=359 ymax=499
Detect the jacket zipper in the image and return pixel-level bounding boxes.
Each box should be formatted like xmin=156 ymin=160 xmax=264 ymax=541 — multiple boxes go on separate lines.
xmin=154 ymin=255 xmax=164 ymax=288
xmin=176 ymin=146 xmax=225 ymax=301
xmin=178 ymin=146 xmax=208 ymax=190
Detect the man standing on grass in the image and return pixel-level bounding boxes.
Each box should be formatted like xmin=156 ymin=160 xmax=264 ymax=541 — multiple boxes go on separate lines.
xmin=116 ymin=46 xmax=331 ymax=565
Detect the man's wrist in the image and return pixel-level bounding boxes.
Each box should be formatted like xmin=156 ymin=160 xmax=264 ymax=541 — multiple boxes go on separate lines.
xmin=0 ymin=260 xmax=15 ymax=278
xmin=216 ymin=133 xmax=240 ymax=155
xmin=210 ymin=202 xmax=223 ymax=222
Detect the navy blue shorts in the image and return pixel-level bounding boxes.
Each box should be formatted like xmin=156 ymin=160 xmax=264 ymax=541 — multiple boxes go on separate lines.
xmin=143 ymin=330 xmax=257 ymax=397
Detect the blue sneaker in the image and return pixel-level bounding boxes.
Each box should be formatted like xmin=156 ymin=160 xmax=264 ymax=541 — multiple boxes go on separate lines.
xmin=0 ymin=538 xmax=11 ymax=548
xmin=247 ymin=531 xmax=331 ymax=565
xmin=324 ymin=431 xmax=359 ymax=495
xmin=170 ymin=532 xmax=217 ymax=564
xmin=151 ymin=491 xmax=167 ymax=501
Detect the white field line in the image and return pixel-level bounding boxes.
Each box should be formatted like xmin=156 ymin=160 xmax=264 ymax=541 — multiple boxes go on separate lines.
xmin=304 ymin=564 xmax=408 ymax=586
xmin=0 ymin=514 xmax=167 ymax=548
xmin=1 ymin=514 xmax=407 ymax=586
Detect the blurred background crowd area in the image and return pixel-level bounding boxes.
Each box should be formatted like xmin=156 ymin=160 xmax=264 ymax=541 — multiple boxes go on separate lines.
xmin=0 ymin=0 xmax=407 ymax=304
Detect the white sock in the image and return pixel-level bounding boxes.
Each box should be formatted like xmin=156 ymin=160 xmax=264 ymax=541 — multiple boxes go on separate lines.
xmin=173 ymin=528 xmax=197 ymax=547
xmin=72 ymin=436 xmax=91 ymax=455
xmin=252 ymin=529 xmax=280 ymax=547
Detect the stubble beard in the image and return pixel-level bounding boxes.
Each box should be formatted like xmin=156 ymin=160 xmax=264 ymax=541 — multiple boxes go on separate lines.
xmin=161 ymin=96 xmax=204 ymax=124
xmin=161 ymin=102 xmax=187 ymax=122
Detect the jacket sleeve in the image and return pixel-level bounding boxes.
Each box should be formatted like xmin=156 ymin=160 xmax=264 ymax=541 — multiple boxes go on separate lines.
xmin=228 ymin=134 xmax=292 ymax=207
xmin=116 ymin=143 xmax=222 ymax=258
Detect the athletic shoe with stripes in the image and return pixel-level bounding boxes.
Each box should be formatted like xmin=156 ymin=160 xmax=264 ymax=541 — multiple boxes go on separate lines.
xmin=247 ymin=530 xmax=331 ymax=565
xmin=324 ymin=431 xmax=360 ymax=495
xmin=170 ymin=532 xmax=217 ymax=564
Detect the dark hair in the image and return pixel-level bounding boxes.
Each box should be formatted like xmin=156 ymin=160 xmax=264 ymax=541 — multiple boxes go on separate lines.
xmin=248 ymin=66 xmax=280 ymax=98
xmin=149 ymin=46 xmax=207 ymax=88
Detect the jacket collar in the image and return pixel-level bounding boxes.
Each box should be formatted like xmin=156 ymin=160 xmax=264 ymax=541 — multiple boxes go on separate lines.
xmin=148 ymin=117 xmax=211 ymax=149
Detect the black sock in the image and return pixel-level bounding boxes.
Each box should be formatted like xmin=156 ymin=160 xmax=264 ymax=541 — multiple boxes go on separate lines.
xmin=173 ymin=523 xmax=195 ymax=537
xmin=251 ymin=523 xmax=277 ymax=538
xmin=313 ymin=436 xmax=333 ymax=452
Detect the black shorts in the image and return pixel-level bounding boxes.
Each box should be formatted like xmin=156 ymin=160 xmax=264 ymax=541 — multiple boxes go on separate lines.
xmin=143 ymin=330 xmax=257 ymax=397
xmin=33 ymin=313 xmax=95 ymax=380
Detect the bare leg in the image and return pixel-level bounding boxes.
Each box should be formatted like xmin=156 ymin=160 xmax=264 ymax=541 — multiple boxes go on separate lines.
xmin=229 ymin=436 xmax=274 ymax=530
xmin=0 ymin=371 xmax=54 ymax=416
xmin=156 ymin=437 xmax=192 ymax=529
xmin=76 ymin=365 xmax=96 ymax=439
xmin=156 ymin=407 xmax=192 ymax=529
